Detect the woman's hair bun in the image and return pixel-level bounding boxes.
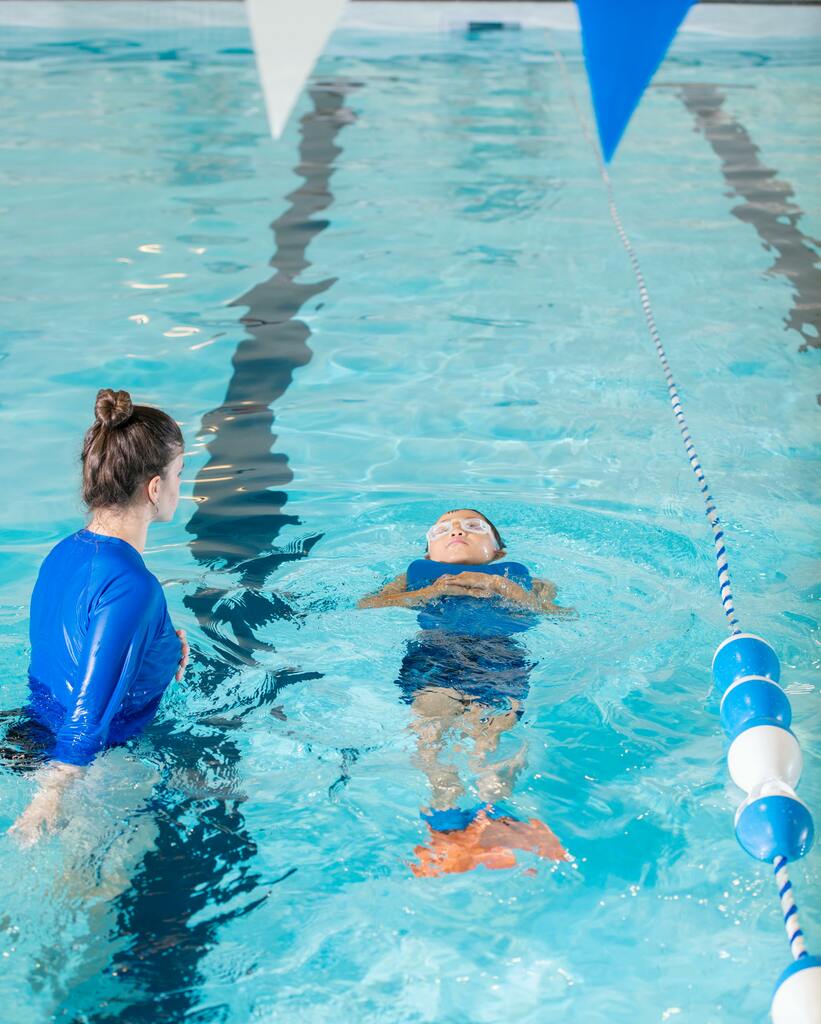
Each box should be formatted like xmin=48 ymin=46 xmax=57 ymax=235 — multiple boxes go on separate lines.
xmin=95 ymin=388 xmax=134 ymax=430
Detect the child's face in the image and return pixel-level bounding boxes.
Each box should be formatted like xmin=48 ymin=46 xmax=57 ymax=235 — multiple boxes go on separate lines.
xmin=426 ymin=509 xmax=500 ymax=564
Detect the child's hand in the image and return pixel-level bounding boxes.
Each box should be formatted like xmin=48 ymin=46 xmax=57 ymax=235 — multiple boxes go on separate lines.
xmin=427 ymin=574 xmax=493 ymax=599
xmin=449 ymin=573 xmax=530 ymax=604
xmin=447 ymin=571 xmax=498 ymax=592
xmin=531 ymin=579 xmax=576 ymax=616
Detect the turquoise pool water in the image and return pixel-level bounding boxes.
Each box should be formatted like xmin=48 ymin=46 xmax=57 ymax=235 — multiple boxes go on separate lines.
xmin=0 ymin=16 xmax=819 ymax=1023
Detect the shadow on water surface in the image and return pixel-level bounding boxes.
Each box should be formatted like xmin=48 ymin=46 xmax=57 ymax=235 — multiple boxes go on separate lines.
xmin=47 ymin=82 xmax=358 ymax=1023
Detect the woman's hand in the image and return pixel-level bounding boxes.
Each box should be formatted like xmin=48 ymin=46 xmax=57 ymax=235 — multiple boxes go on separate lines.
xmin=7 ymin=762 xmax=82 ymax=848
xmin=175 ymin=628 xmax=189 ymax=681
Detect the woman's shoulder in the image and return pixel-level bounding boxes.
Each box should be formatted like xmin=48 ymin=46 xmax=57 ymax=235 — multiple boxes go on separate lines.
xmin=33 ymin=532 xmax=162 ymax=617
xmin=71 ymin=531 xmax=163 ymax=603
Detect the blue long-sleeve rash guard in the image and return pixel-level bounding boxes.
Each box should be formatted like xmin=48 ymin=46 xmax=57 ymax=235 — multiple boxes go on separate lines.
xmin=26 ymin=529 xmax=181 ymax=767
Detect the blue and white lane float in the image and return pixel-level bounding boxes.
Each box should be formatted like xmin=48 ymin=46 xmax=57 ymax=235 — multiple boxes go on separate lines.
xmin=554 ymin=48 xmax=820 ymax=1023
xmin=714 ymin=634 xmax=819 ymax=1022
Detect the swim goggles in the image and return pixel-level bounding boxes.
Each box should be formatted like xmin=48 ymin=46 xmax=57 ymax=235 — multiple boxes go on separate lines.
xmin=426 ymin=517 xmax=495 ymax=545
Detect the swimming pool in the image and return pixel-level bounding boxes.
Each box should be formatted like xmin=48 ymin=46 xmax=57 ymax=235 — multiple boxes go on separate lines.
xmin=0 ymin=3 xmax=819 ymax=1021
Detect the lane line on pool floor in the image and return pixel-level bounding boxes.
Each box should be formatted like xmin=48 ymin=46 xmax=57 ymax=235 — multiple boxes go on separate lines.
xmin=84 ymin=81 xmax=359 ymax=1024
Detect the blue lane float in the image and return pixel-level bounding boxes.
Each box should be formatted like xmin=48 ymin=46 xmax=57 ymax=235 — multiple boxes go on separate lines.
xmin=712 ymin=632 xmax=781 ymax=692
xmin=735 ymin=789 xmax=815 ymax=863
xmin=720 ymin=675 xmax=792 ymax=737
xmin=712 ymin=633 xmax=819 ymax=1022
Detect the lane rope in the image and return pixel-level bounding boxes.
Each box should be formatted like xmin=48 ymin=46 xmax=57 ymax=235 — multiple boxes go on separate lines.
xmin=775 ymin=854 xmax=809 ymax=960
xmin=554 ymin=48 xmax=741 ymax=636
xmin=553 ymin=46 xmax=812 ymax=971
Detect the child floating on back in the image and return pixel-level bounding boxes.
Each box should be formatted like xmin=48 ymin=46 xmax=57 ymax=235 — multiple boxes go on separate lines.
xmin=359 ymin=508 xmax=573 ymax=876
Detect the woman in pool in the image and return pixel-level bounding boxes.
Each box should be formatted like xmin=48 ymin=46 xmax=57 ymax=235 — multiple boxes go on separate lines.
xmin=7 ymin=388 xmax=188 ymax=846
xmin=359 ymin=508 xmax=571 ymax=875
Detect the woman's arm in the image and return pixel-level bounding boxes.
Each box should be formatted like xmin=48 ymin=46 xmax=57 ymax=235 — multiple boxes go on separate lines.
xmin=7 ymin=761 xmax=83 ymax=847
xmin=50 ymin=572 xmax=159 ymax=767
xmin=8 ymin=572 xmax=179 ymax=846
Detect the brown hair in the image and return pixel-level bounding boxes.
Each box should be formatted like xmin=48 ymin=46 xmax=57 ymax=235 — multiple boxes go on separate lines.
xmin=81 ymin=388 xmax=183 ymax=509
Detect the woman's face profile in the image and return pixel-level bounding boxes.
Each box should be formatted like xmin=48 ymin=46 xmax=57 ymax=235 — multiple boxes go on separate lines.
xmin=152 ymin=451 xmax=184 ymax=523
xmin=426 ymin=509 xmax=501 ymax=565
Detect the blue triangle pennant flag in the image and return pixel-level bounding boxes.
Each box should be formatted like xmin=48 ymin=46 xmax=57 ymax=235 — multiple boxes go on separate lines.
xmin=576 ymin=0 xmax=696 ymax=162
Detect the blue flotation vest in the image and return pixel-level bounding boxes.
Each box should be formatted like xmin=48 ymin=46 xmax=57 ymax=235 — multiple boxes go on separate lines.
xmin=405 ymin=559 xmax=535 ymax=637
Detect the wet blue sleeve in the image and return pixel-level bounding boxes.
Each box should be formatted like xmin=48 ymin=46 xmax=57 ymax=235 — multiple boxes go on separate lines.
xmin=53 ymin=572 xmax=160 ymax=766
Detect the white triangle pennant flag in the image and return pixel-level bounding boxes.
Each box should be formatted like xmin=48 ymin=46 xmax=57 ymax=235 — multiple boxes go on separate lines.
xmin=245 ymin=0 xmax=347 ymax=139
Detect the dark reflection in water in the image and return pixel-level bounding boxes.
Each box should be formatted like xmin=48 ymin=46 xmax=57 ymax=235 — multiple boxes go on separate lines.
xmin=674 ymin=83 xmax=821 ymax=354
xmin=72 ymin=83 xmax=357 ymax=1023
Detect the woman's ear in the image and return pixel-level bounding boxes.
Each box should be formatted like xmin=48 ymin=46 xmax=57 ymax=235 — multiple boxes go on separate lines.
xmin=492 ymin=548 xmax=506 ymax=561
xmin=146 ymin=474 xmax=161 ymax=508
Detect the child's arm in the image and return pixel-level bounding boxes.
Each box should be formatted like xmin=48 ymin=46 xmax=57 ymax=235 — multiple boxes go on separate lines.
xmin=448 ymin=573 xmax=575 ymax=615
xmin=531 ymin=579 xmax=576 ymax=616
xmin=358 ymin=573 xmax=489 ymax=609
xmin=358 ymin=574 xmax=413 ymax=609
